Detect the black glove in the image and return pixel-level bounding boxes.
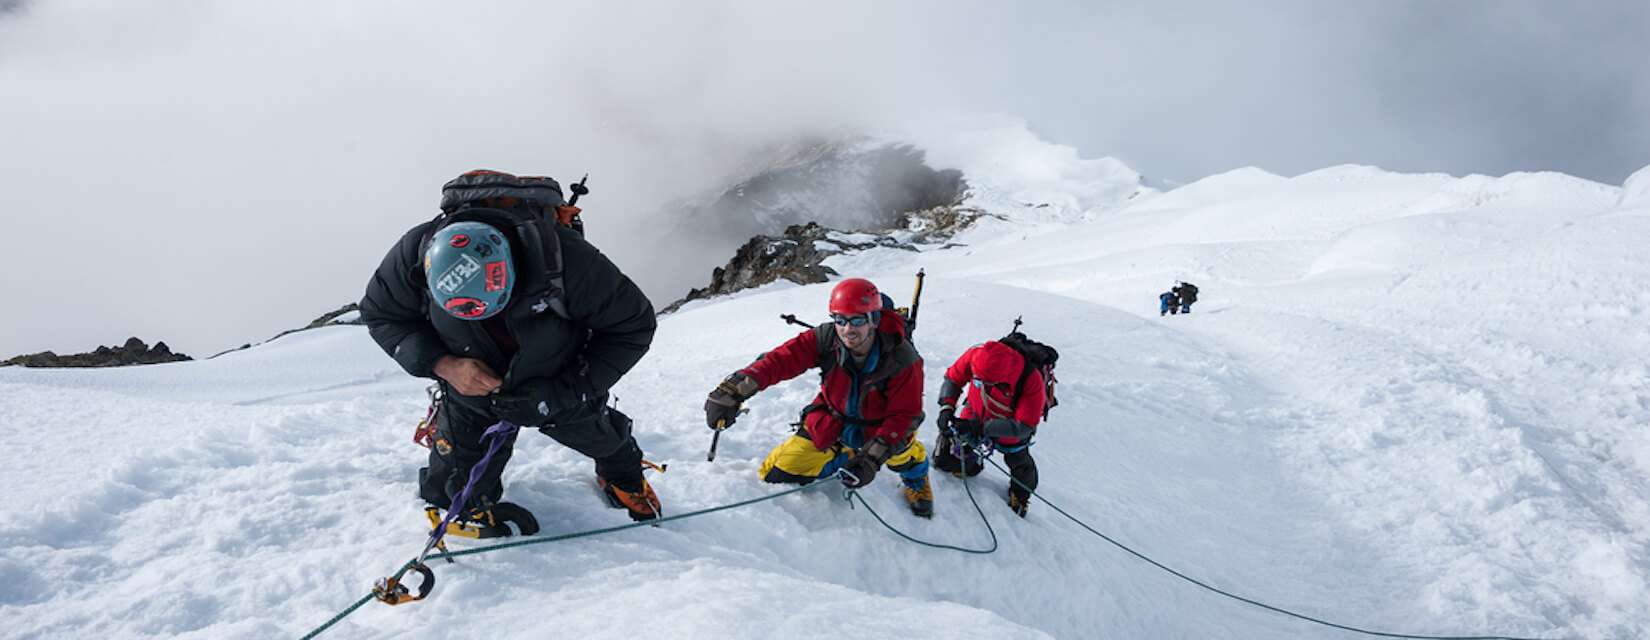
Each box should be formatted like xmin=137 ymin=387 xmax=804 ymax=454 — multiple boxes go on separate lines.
xmin=935 ymin=405 xmax=956 ymax=433
xmin=491 ymin=377 xmax=579 ymax=427
xmin=951 ymin=417 xmax=985 ymax=440
xmin=840 ymin=439 xmax=893 ymax=488
xmin=704 ymin=372 xmax=759 ymax=430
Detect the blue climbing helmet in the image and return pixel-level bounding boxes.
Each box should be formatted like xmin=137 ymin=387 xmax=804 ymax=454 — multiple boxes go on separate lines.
xmin=424 ymin=221 xmax=514 ymax=320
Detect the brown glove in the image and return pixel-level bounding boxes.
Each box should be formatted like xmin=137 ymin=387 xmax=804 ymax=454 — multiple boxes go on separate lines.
xmin=840 ymin=438 xmax=893 ymax=488
xmin=704 ymin=372 xmax=759 ymax=430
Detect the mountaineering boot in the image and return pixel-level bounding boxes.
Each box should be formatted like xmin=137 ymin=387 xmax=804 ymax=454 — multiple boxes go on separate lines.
xmin=1007 ymin=492 xmax=1030 ymax=518
xmin=426 ymin=499 xmax=541 ymax=539
xmin=599 ymin=476 xmax=662 ymax=522
xmin=903 ymin=476 xmax=935 ymax=519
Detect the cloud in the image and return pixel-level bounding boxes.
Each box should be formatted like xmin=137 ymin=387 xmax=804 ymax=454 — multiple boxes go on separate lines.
xmin=0 ymin=1 xmax=1645 ymax=356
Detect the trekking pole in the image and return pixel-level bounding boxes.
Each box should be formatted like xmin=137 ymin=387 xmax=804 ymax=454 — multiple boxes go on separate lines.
xmin=555 ymin=174 xmax=592 ymax=234
xmin=780 ymin=313 xmax=814 ymax=329
xmin=1008 ymin=315 xmax=1023 ymax=335
xmin=907 ymin=269 xmax=926 ymax=336
xmin=568 ymin=174 xmax=590 ymax=206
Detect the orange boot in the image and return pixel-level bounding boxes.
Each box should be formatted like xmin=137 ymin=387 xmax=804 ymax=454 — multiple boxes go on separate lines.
xmin=599 ymin=477 xmax=662 ymax=521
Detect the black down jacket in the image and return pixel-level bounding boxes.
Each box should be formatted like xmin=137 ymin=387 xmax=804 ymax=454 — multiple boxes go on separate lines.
xmin=360 ymin=207 xmax=656 ymax=419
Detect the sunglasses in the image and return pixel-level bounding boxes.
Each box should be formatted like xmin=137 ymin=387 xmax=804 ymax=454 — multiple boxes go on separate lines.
xmin=830 ymin=313 xmax=874 ymax=327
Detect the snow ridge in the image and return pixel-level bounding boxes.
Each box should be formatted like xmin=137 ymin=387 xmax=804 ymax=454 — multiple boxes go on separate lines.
xmin=3 ymin=123 xmax=1645 ymax=639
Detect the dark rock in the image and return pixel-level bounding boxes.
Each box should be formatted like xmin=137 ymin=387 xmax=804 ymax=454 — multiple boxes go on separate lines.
xmin=663 ymin=223 xmax=841 ymax=313
xmin=2 ymin=337 xmax=192 ymax=368
xmin=636 ymin=139 xmax=969 ymax=302
xmin=662 ymin=204 xmax=995 ymax=313
xmin=304 ymin=303 xmax=363 ymax=329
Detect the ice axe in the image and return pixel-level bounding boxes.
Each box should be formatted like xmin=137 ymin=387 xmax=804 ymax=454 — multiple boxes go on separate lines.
xmin=706 ymin=408 xmax=749 ymax=462
xmin=906 ymin=268 xmax=926 ymax=336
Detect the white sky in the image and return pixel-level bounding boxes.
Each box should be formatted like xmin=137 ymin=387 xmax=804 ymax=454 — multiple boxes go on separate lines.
xmin=1 ymin=0 xmax=1646 ymax=357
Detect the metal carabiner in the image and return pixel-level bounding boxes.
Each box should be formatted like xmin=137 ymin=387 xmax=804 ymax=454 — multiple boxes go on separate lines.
xmin=373 ymin=563 xmax=435 ymax=606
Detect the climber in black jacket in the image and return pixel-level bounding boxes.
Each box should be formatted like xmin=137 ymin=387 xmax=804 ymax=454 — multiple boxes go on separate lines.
xmin=361 ymin=170 xmax=662 ymax=528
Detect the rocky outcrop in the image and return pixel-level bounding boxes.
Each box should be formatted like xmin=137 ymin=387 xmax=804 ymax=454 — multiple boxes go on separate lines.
xmin=2 ymin=337 xmax=192 ymax=368
xmin=664 ymin=223 xmax=842 ymax=313
xmin=663 ymin=204 xmax=994 ymax=313
xmin=301 ymin=303 xmax=364 ymax=329
xmin=637 ymin=137 xmax=974 ymax=309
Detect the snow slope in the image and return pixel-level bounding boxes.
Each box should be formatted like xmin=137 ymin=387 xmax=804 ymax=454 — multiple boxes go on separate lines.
xmin=4 ymin=140 xmax=1647 ymax=638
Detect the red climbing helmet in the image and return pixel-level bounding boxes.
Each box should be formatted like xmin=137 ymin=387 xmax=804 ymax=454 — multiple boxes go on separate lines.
xmin=828 ymin=278 xmax=881 ymax=316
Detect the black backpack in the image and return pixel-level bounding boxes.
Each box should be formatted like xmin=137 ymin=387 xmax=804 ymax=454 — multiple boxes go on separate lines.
xmin=998 ymin=332 xmax=1060 ymax=420
xmin=442 ymin=170 xmax=586 ymax=236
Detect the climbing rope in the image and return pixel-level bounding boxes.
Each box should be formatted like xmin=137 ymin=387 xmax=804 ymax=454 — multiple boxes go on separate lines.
xmin=300 ymin=481 xmax=826 ymax=640
xmin=983 ymin=457 xmax=1554 ymax=640
xmin=843 ymin=470 xmax=997 ymax=555
xmin=305 ymin=451 xmax=1549 ymax=640
xmin=300 ymin=594 xmax=375 ymax=640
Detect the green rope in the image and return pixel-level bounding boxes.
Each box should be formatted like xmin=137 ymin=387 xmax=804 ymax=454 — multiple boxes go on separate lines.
xmin=431 ymin=481 xmax=820 ymax=559
xmin=844 ymin=471 xmax=997 ymax=555
xmin=300 ymin=481 xmax=824 ymax=639
xmin=298 ymin=594 xmax=374 ymax=640
xmin=983 ymin=458 xmax=1556 ymax=640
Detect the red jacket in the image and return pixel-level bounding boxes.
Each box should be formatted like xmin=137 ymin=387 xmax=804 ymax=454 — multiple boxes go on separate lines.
xmin=741 ymin=313 xmax=923 ymax=450
xmin=943 ymin=341 xmax=1044 ymax=445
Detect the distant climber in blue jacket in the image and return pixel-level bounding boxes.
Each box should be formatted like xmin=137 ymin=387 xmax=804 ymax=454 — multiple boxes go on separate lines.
xmin=1159 ymin=290 xmax=1179 ymax=316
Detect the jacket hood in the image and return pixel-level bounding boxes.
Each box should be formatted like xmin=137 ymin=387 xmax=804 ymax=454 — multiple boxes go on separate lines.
xmin=969 ymin=341 xmax=1026 ymax=386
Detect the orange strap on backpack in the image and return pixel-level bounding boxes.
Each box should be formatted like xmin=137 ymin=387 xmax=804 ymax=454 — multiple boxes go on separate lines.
xmin=555 ymin=204 xmax=582 ymax=228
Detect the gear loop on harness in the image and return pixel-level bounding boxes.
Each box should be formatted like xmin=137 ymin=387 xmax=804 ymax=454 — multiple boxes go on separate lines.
xmin=412 ymin=384 xmax=443 ymax=448
xmin=373 ymin=563 xmax=434 ymax=606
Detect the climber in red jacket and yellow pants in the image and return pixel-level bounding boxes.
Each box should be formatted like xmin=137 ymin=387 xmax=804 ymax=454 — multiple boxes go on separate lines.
xmin=704 ymin=278 xmax=934 ymax=518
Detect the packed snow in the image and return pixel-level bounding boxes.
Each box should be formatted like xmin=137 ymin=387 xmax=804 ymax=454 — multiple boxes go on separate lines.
xmin=3 ymin=126 xmax=1647 ymax=639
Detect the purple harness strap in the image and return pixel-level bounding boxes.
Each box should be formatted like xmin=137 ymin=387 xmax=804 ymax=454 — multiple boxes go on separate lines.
xmin=420 ymin=421 xmax=520 ymax=560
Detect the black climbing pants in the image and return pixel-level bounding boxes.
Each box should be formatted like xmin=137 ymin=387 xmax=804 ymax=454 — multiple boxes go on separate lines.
xmin=420 ymin=389 xmax=644 ymax=511
xmin=1001 ymin=448 xmax=1038 ymax=500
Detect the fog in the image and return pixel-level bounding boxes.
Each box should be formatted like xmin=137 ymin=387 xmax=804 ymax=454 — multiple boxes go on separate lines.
xmin=1 ymin=1 xmax=1645 ymax=357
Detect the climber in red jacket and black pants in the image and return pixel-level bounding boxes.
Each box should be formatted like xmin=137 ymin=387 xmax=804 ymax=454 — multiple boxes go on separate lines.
xmin=933 ymin=340 xmax=1044 ymax=517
